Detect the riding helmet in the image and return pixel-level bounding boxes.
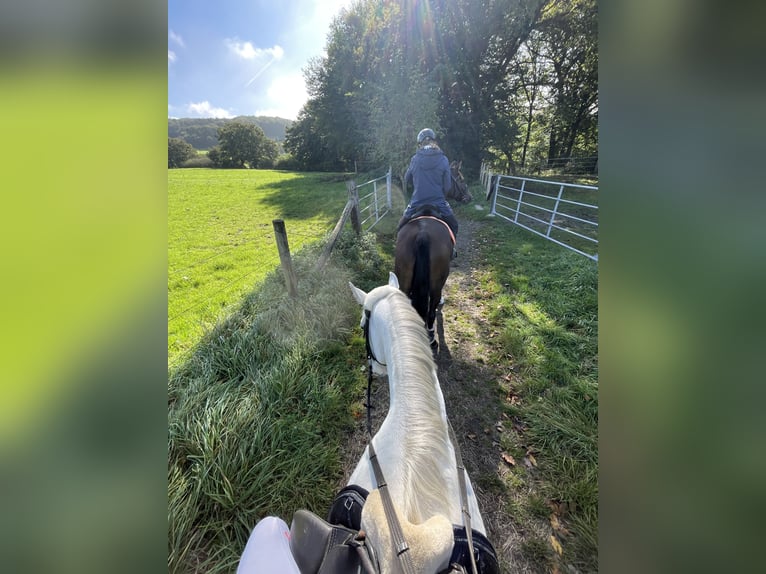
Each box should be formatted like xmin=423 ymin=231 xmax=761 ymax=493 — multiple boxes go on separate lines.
xmin=417 ymin=128 xmax=436 ymax=144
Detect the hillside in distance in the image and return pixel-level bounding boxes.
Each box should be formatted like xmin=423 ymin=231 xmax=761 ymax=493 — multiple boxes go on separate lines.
xmin=168 ymin=116 xmax=293 ymax=150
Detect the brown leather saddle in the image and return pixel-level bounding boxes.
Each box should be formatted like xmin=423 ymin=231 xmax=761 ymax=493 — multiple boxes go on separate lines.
xmin=399 ymin=205 xmax=456 ymax=246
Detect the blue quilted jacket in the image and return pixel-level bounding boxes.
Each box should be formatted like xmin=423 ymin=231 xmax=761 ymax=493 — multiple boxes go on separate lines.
xmin=404 ymin=145 xmax=452 ymax=212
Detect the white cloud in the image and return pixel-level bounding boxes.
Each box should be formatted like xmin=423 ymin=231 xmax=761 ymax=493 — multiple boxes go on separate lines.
xmin=187 ymin=101 xmax=234 ymax=119
xmin=254 ymin=74 xmax=308 ymax=120
xmin=226 ymin=38 xmax=284 ymax=61
xmin=169 ymin=29 xmax=185 ymax=48
xmin=168 ymin=50 xmax=176 ymax=64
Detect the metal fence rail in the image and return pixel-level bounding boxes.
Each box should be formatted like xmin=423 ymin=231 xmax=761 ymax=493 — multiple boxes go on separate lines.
xmin=487 ymin=172 xmax=599 ymax=262
xmin=357 ymin=167 xmax=392 ymax=231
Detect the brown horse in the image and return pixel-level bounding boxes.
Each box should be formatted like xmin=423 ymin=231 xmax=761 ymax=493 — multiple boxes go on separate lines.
xmin=447 ymin=160 xmax=473 ymax=204
xmin=394 ymin=213 xmax=454 ymax=350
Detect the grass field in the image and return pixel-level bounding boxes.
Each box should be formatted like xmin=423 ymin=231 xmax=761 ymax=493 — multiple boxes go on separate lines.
xmin=168 ymin=169 xmax=351 ymax=367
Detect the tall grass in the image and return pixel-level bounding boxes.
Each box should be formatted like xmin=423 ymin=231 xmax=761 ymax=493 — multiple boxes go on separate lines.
xmin=168 ymin=230 xmax=387 ymax=573
xmin=464 ymin=204 xmax=598 ymax=571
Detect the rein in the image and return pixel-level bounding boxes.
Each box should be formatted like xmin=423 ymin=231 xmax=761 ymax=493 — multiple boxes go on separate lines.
xmin=367 ymin=440 xmax=417 ymax=574
xmin=363 ymin=308 xmax=386 ymax=367
xmin=363 ymin=308 xmax=385 ymax=437
xmin=448 ymin=421 xmax=478 ymax=574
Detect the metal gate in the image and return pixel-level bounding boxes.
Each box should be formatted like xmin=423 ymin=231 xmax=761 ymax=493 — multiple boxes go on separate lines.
xmin=356 ymin=167 xmax=392 ymax=231
xmin=486 ymin=173 xmax=598 ymax=262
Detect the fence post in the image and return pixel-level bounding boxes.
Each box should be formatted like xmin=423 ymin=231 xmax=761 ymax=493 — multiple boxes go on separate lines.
xmin=386 ymin=167 xmax=392 ymax=209
xmin=546 ymin=184 xmax=565 ymax=238
xmin=272 ymin=219 xmax=298 ymax=297
xmin=486 ymin=172 xmax=494 ymax=205
xmin=315 ymin=199 xmax=354 ymax=272
xmin=347 ymin=180 xmax=362 ymax=235
xmin=514 ymin=180 xmax=525 ymax=223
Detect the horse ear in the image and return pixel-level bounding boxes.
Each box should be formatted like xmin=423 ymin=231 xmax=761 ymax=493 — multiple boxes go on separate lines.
xmin=349 ymin=282 xmax=367 ymax=304
xmin=388 ymin=272 xmax=399 ymax=289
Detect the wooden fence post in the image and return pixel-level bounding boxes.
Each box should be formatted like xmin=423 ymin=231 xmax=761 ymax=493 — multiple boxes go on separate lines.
xmin=314 ymin=200 xmax=354 ymax=272
xmin=347 ymin=180 xmax=362 ymax=235
xmin=272 ymin=219 xmax=298 ymax=297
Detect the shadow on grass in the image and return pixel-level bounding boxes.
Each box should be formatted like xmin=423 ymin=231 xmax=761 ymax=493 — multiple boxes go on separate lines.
xmin=167 ymin=229 xmax=390 ymax=574
xmin=255 ymin=170 xmax=393 ymax=222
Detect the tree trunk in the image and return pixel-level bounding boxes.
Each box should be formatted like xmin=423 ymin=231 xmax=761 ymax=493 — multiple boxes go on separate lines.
xmin=547 ymin=131 xmax=560 ymax=167
xmin=507 ymin=154 xmax=517 ymax=175
xmin=521 ymin=93 xmax=535 ymax=169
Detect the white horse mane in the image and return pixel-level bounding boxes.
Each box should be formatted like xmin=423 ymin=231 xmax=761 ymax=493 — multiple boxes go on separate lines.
xmin=365 ymin=285 xmax=456 ymax=523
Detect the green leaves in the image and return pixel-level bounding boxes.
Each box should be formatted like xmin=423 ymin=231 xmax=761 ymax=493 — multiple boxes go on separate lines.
xmin=212 ymin=121 xmax=277 ymax=169
xmin=168 ymin=137 xmax=196 ymax=168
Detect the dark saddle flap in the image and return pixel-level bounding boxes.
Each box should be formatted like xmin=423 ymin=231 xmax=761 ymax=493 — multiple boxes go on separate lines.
xmin=289 ymin=509 xmax=375 ymax=574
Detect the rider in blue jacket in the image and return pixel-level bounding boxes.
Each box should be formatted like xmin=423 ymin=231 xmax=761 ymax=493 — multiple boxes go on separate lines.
xmin=398 ymin=128 xmax=459 ymax=257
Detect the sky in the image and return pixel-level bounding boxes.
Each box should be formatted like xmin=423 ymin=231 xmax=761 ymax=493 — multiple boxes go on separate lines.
xmin=168 ymin=0 xmax=355 ymax=121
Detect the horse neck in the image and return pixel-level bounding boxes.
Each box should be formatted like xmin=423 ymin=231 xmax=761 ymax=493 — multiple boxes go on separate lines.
xmin=372 ymin=297 xmax=457 ymax=522
xmin=375 ymin=299 xmax=445 ymax=422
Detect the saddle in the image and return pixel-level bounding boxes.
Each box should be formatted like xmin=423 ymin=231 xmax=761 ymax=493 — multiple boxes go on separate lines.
xmin=398 ymin=205 xmax=457 ymax=251
xmin=289 ymin=509 xmax=378 ymax=574
xmin=288 ymin=485 xmax=499 ymax=574
xmin=399 ymin=205 xmax=447 ymax=231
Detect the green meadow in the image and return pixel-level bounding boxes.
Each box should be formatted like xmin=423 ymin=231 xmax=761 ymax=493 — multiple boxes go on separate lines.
xmin=168 ymin=169 xmax=349 ymax=367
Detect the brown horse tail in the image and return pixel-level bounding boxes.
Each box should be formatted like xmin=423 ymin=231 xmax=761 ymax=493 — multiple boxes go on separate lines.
xmin=412 ymin=231 xmax=431 ymax=322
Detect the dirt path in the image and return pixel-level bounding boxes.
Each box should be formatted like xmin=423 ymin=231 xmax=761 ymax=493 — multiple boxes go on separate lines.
xmin=338 ymin=214 xmax=548 ymax=574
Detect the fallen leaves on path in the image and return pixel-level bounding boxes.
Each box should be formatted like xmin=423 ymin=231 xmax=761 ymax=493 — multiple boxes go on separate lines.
xmin=550 ymin=513 xmax=571 ymax=537
xmin=550 ymin=534 xmax=563 ymax=555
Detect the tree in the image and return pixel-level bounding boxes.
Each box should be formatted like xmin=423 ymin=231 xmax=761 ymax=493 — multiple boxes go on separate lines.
xmin=214 ymin=121 xmax=274 ymax=168
xmin=536 ymin=0 xmax=598 ymax=163
xmin=207 ymin=145 xmax=236 ymax=168
xmin=168 ymin=137 xmax=196 ymax=168
xmin=369 ymin=69 xmax=442 ymax=182
xmin=259 ymin=138 xmax=279 ymax=168
xmin=284 ymin=0 xmax=596 ymax=178
xmin=284 ymin=100 xmax=330 ymax=171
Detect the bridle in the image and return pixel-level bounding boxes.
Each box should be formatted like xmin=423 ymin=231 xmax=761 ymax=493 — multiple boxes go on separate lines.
xmin=450 ymin=172 xmax=470 ymax=202
xmin=361 ymin=303 xmax=479 ymax=574
xmin=450 ymin=172 xmax=465 ymax=193
xmin=362 ymin=307 xmax=385 ymax=438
